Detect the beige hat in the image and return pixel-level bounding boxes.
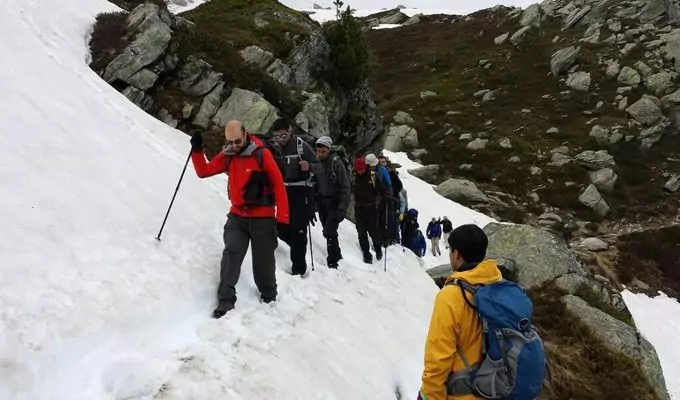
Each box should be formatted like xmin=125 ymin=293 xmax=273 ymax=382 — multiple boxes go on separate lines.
xmin=365 ymin=153 xmax=379 ymax=167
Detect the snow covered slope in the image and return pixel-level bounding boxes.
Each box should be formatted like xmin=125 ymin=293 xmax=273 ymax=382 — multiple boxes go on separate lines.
xmin=0 ymin=0 xmax=494 ymax=399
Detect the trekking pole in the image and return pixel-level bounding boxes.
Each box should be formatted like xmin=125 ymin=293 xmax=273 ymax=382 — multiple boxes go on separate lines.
xmin=308 ymin=222 xmax=315 ymax=271
xmin=384 ymin=204 xmax=389 ymax=272
xmin=155 ymin=150 xmax=191 ymax=241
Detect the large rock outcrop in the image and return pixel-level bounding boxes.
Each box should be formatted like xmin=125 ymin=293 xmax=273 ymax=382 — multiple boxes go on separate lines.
xmin=483 ymin=223 xmax=588 ymax=289
xmin=90 ymin=2 xmax=385 ymax=159
xmin=562 ymin=295 xmax=669 ymax=400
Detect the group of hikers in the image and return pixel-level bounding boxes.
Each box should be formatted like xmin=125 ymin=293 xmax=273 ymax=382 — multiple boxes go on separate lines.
xmin=188 ymin=118 xmax=547 ymax=398
xmin=190 ymin=118 xmax=428 ymax=317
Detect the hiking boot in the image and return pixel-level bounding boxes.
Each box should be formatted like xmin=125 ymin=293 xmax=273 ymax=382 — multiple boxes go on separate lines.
xmin=375 ymin=247 xmax=383 ymax=261
xmin=363 ymin=253 xmax=373 ymax=264
xmin=212 ymin=301 xmax=234 ymax=319
xmin=328 ymin=262 xmax=338 ymax=269
xmin=261 ymin=295 xmax=277 ymax=304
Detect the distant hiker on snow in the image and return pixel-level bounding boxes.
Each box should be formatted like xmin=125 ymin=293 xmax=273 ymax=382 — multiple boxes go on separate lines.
xmin=381 ymin=155 xmax=403 ymax=243
xmin=418 ymin=224 xmax=546 ymax=400
xmin=190 ymin=121 xmax=289 ymax=318
xmin=426 ymin=217 xmax=442 ymax=256
xmin=441 ymin=216 xmax=453 ymax=249
xmin=352 ymin=156 xmax=387 ymax=264
xmin=271 ymin=117 xmax=319 ymax=277
xmin=402 ymin=208 xmax=426 ymax=257
xmin=314 ymin=136 xmax=350 ymax=269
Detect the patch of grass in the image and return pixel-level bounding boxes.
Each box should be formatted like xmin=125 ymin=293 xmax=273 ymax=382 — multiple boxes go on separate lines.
xmin=180 ymin=0 xmax=315 ymax=59
xmin=366 ymin=7 xmax=680 ymax=223
xmin=89 ymin=11 xmax=129 ymax=73
xmin=530 ymin=284 xmax=659 ymax=400
xmin=575 ymin=282 xmax=633 ymax=326
xmin=617 ymin=225 xmax=680 ymax=297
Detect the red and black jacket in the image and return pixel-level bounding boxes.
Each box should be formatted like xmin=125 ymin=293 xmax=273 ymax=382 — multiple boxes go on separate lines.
xmin=191 ymin=134 xmax=289 ymax=224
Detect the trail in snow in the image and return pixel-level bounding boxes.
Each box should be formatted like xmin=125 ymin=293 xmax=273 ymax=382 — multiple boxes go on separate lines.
xmin=2 ymin=0 xmax=680 ymax=398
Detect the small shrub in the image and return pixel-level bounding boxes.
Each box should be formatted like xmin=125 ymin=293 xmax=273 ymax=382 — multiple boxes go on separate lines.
xmin=321 ymin=1 xmax=370 ymax=91
xmin=89 ymin=11 xmax=128 ymax=72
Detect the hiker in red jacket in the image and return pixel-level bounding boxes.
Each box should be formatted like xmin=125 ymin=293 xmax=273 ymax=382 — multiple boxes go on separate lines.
xmin=190 ymin=120 xmax=289 ymax=318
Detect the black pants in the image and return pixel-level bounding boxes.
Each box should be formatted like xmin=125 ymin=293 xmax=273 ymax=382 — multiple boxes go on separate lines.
xmin=278 ymin=186 xmax=310 ymax=275
xmin=355 ymin=204 xmax=382 ymax=256
xmin=218 ymin=214 xmax=278 ymax=304
xmin=318 ymin=197 xmax=342 ymax=266
xmin=278 ymin=223 xmax=308 ymax=275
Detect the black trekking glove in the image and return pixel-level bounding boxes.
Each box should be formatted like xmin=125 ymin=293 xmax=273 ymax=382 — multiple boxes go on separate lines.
xmin=190 ymin=132 xmax=203 ymax=152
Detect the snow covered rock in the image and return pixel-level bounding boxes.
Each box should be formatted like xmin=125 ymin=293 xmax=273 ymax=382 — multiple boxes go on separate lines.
xmin=484 ymin=223 xmax=587 ymax=289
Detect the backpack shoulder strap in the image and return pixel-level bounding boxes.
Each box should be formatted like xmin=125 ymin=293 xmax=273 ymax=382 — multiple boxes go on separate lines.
xmin=296 ymin=137 xmax=304 ymax=157
xmin=446 ymin=279 xmax=480 ymax=310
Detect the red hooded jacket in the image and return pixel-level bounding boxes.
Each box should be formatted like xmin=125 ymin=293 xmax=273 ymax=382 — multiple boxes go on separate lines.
xmin=191 ymin=134 xmax=289 ymax=224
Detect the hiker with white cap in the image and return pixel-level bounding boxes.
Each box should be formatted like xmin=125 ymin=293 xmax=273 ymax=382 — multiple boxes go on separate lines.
xmin=314 ymin=136 xmax=350 ymax=269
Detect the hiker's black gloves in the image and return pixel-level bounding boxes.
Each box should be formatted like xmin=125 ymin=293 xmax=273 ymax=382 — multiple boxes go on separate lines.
xmin=190 ymin=132 xmax=203 ymax=151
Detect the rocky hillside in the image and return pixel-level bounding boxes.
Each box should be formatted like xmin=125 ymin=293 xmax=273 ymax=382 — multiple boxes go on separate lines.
xmin=367 ymin=0 xmax=680 ymax=231
xmin=89 ymin=0 xmax=385 ymax=159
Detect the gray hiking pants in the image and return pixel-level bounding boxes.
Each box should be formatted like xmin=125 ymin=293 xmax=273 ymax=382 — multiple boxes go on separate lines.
xmin=218 ymin=213 xmax=278 ymax=304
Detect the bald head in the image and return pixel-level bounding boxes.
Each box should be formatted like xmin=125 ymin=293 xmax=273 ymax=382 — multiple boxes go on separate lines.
xmin=225 ymin=120 xmax=245 ymax=140
xmin=224 ymin=120 xmax=247 ymax=151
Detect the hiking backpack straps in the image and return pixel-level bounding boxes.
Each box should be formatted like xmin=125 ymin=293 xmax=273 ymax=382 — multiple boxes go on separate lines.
xmin=444 ymin=278 xmax=547 ymax=400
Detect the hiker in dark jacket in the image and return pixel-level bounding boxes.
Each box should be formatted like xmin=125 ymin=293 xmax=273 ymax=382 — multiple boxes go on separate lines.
xmin=272 ymin=118 xmax=319 ymax=276
xmin=352 ymin=156 xmax=388 ymax=264
xmin=441 ymin=216 xmax=453 ymax=249
xmin=190 ymin=121 xmax=289 ymax=318
xmin=366 ymin=153 xmax=397 ymax=246
xmin=315 ymin=136 xmax=350 ymax=269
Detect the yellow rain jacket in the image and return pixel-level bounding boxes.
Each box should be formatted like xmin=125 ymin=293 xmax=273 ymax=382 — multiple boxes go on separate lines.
xmin=419 ymin=260 xmax=503 ymax=400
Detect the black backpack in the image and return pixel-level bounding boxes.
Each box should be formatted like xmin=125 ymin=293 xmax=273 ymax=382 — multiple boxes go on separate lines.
xmin=252 ymin=133 xmax=287 ymax=176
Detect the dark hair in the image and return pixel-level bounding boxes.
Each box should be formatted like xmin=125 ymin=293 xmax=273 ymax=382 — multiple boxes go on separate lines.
xmin=448 ymin=224 xmax=488 ymax=263
xmin=271 ymin=117 xmax=290 ymax=132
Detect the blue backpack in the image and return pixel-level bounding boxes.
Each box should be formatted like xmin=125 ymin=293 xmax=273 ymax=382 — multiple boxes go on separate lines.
xmin=445 ymin=279 xmax=546 ymax=399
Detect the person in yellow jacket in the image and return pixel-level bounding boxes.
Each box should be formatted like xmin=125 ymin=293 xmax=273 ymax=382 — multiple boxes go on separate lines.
xmin=418 ymin=224 xmax=503 ymax=400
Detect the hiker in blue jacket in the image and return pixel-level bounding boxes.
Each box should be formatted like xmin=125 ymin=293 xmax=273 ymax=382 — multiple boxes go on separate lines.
xmin=426 ymin=217 xmax=443 ymax=256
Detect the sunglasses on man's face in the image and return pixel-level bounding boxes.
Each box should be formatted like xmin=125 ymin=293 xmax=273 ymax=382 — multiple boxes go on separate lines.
xmin=274 ymin=131 xmax=290 ymax=140
xmin=226 ymin=137 xmax=244 ymax=146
